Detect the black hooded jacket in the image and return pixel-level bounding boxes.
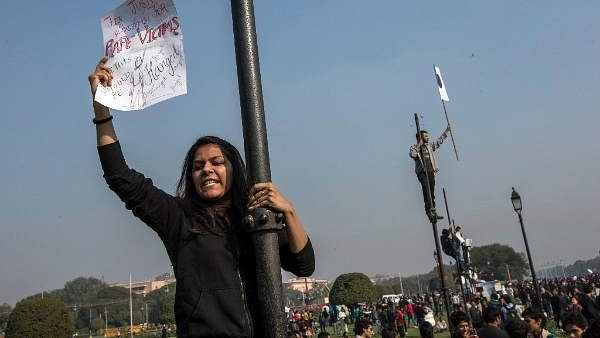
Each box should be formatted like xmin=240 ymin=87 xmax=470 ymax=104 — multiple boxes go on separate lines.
xmin=99 ymin=142 xmax=315 ymax=337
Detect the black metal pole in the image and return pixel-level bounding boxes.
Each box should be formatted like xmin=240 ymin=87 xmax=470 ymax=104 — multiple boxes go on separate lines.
xmin=443 ymin=188 xmax=469 ymax=316
xmin=518 ymin=211 xmax=541 ymax=307
xmin=414 ymin=113 xmax=453 ymax=331
xmin=230 ymin=1 xmax=286 ymax=337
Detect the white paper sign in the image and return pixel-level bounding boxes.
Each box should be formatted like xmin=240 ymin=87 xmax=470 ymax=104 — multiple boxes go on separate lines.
xmin=95 ymin=0 xmax=187 ymax=111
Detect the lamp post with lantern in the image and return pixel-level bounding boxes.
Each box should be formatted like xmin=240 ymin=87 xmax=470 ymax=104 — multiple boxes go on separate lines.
xmin=511 ymin=187 xmax=540 ymax=307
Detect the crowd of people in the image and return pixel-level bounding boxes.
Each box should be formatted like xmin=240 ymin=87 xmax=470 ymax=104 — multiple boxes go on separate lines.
xmin=286 ymin=273 xmax=600 ymax=337
xmin=285 ymin=293 xmax=446 ymax=337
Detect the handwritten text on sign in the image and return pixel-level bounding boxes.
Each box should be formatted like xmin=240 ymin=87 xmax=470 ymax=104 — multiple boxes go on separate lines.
xmin=95 ymin=0 xmax=187 ymax=111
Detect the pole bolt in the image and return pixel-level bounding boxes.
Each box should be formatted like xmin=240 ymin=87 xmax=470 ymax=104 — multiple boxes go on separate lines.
xmin=243 ymin=215 xmax=254 ymax=229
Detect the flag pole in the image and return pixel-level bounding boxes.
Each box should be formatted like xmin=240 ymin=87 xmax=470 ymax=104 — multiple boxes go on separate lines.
xmin=129 ymin=273 xmax=133 ymax=338
xmin=433 ymin=64 xmax=459 ymax=161
xmin=442 ymin=100 xmax=459 ymax=161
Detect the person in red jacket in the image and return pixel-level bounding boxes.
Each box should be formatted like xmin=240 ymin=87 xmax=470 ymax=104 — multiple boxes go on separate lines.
xmin=395 ymin=306 xmax=406 ymax=337
xmin=404 ymin=301 xmax=418 ymax=328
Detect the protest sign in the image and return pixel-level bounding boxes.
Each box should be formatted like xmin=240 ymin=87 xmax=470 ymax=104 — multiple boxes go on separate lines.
xmin=95 ymin=0 xmax=187 ymax=111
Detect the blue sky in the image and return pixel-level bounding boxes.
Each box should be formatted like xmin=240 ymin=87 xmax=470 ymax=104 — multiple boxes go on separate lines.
xmin=1 ymin=1 xmax=599 ymax=306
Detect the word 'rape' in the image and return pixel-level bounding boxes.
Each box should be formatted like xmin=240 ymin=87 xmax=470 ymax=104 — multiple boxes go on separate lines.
xmin=105 ymin=17 xmax=180 ymax=57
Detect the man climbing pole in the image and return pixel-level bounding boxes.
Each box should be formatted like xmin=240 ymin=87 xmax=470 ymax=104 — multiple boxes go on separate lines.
xmin=409 ymin=123 xmax=451 ymax=222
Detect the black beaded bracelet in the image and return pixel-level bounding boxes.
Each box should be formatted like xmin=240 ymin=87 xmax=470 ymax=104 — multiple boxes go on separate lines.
xmin=92 ymin=116 xmax=113 ymax=125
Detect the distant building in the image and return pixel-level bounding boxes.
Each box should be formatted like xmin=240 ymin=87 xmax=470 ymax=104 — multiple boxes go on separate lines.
xmin=372 ymin=274 xmax=396 ymax=284
xmin=111 ymin=275 xmax=176 ymax=297
xmin=283 ymin=277 xmax=329 ymax=292
xmin=113 ymin=275 xmax=329 ymax=297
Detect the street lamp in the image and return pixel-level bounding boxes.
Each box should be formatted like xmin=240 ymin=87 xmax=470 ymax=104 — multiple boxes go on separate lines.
xmin=104 ymin=307 xmax=108 ymax=334
xmin=89 ymin=308 xmax=93 ymax=338
xmin=73 ymin=305 xmax=78 ymax=336
xmin=511 ymin=187 xmax=541 ymax=307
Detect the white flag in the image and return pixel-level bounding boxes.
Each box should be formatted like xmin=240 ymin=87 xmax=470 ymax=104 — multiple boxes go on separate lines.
xmin=434 ymin=66 xmax=449 ymax=101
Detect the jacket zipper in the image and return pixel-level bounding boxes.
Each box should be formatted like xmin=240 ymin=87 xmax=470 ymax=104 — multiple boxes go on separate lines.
xmin=238 ymin=270 xmax=254 ymax=337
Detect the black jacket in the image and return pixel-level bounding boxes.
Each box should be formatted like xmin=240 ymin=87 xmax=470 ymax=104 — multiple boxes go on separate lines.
xmin=99 ymin=142 xmax=315 ymax=337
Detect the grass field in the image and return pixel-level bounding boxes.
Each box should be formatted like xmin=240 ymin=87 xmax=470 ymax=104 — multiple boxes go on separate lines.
xmin=112 ymin=324 xmax=454 ymax=338
xmin=302 ymin=324 xmax=453 ymax=338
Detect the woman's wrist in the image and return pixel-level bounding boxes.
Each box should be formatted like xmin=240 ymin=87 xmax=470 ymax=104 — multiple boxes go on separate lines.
xmin=93 ymin=100 xmax=110 ymax=117
xmin=93 ymin=115 xmax=113 ymax=125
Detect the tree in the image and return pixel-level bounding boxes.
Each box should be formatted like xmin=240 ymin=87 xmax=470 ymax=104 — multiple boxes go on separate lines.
xmin=329 ymin=273 xmax=377 ymax=306
xmin=282 ymin=283 xmax=303 ymax=307
xmin=145 ymin=283 xmax=175 ymax=324
xmin=90 ymin=316 xmax=106 ymax=333
xmin=375 ymin=285 xmax=395 ymax=298
xmin=0 ymin=303 xmax=12 ymax=331
xmin=5 ymin=297 xmax=73 ymax=338
xmin=158 ymin=291 xmax=175 ymax=324
xmin=95 ymin=285 xmax=133 ymax=327
xmin=62 ymin=277 xmax=106 ymax=305
xmin=428 ymin=277 xmax=441 ymax=292
xmin=469 ymin=243 xmax=528 ymax=281
xmin=310 ymin=282 xmax=331 ymax=306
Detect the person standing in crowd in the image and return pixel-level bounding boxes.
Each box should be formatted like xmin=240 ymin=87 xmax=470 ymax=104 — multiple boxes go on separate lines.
xmin=330 ymin=306 xmax=340 ymax=335
xmin=469 ymin=300 xmax=484 ymax=330
xmin=579 ymin=284 xmax=600 ymax=324
xmin=550 ymin=287 xmax=567 ymax=328
xmin=404 ymin=301 xmax=418 ymax=328
xmin=504 ymin=317 xmax=529 ymax=338
xmin=477 ymin=307 xmax=509 ymax=338
xmin=415 ymin=302 xmax=426 ymax=326
xmin=339 ymin=307 xmax=349 ymax=334
xmin=451 ymin=292 xmax=462 ymax=312
xmin=395 ymin=306 xmax=406 ymax=337
xmin=521 ymin=307 xmax=556 ymax=338
xmin=490 ymin=293 xmax=501 ymax=309
xmin=319 ymin=308 xmax=329 ymax=333
xmin=451 ymin=311 xmax=477 ymax=338
xmin=409 ymin=124 xmax=451 ymax=222
xmin=88 ymin=57 xmax=315 ymax=337
xmin=500 ymin=295 xmax=521 ymax=325
xmin=563 ymin=314 xmax=589 ymax=338
xmin=583 ymin=318 xmax=600 ymax=338
xmin=419 ymin=321 xmax=435 ymax=338
xmin=572 ymin=297 xmax=584 ymax=315
xmin=540 ymin=288 xmax=553 ymax=319
xmin=354 ymin=318 xmax=374 ymax=338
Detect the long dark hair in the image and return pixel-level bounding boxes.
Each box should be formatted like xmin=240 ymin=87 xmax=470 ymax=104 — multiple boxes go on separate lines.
xmin=176 ymin=136 xmax=248 ymax=234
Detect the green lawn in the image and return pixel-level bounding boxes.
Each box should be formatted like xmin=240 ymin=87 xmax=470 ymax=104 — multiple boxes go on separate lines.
xmin=113 ymin=324 xmax=455 ymax=337
xmin=316 ymin=324 xmax=452 ymax=338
